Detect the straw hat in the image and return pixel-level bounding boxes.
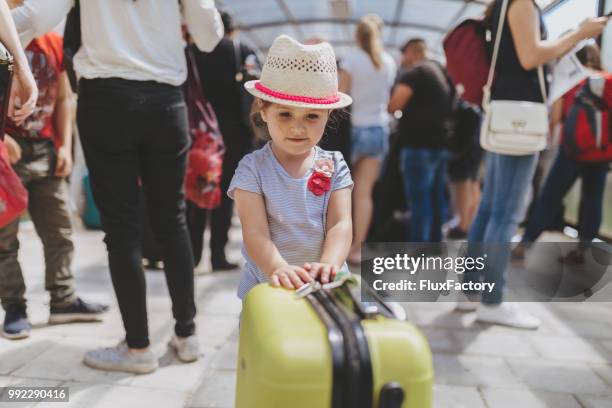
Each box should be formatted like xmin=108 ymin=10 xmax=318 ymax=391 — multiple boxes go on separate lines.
xmin=244 ymin=35 xmax=352 ymax=109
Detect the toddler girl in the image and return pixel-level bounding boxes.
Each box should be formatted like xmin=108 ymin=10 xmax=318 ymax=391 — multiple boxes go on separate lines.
xmin=228 ymin=35 xmax=354 ymax=298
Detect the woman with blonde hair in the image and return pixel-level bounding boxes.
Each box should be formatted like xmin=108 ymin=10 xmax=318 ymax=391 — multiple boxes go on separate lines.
xmin=339 ymin=14 xmax=396 ymax=264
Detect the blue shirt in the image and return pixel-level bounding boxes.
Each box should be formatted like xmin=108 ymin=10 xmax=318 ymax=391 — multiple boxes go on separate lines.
xmin=228 ymin=142 xmax=353 ymax=299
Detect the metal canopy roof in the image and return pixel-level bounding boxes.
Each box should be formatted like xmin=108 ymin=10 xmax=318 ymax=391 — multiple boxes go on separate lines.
xmin=214 ymin=0 xmax=559 ymax=59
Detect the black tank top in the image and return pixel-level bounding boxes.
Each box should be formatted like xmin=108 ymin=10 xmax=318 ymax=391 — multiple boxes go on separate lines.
xmin=489 ymin=0 xmax=549 ymax=103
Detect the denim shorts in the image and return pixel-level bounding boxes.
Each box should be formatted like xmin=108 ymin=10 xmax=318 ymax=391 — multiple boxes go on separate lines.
xmin=350 ymin=126 xmax=389 ymax=164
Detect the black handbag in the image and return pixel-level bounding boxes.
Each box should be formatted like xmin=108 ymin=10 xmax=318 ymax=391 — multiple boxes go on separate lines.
xmin=0 ymin=41 xmax=15 ymax=139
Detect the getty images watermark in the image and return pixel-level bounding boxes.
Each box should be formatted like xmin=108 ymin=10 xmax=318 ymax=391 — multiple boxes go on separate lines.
xmin=360 ymin=242 xmax=612 ymax=302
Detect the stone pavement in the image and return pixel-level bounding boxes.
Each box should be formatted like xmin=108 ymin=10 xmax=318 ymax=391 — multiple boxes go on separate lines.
xmin=0 ymin=223 xmax=611 ymax=407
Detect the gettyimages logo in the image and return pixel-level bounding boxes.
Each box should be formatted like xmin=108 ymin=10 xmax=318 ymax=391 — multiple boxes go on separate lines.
xmin=0 ymin=198 xmax=6 ymax=213
xmin=372 ymin=253 xmax=487 ymax=275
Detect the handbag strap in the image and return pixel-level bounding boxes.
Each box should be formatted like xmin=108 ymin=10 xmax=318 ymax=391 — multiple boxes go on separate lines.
xmin=484 ymin=0 xmax=548 ymax=106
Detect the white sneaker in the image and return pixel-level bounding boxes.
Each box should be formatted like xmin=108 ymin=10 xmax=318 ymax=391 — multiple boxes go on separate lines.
xmin=169 ymin=334 xmax=199 ymax=363
xmin=83 ymin=341 xmax=158 ymax=374
xmin=476 ymin=303 xmax=541 ymax=330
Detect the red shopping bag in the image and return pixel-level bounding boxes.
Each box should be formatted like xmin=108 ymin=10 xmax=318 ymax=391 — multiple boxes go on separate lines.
xmin=183 ymin=48 xmax=225 ymax=210
xmin=0 ymin=140 xmax=28 ymax=227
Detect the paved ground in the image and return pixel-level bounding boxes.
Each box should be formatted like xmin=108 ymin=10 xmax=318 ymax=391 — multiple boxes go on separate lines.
xmin=1 ymin=221 xmax=611 ymax=407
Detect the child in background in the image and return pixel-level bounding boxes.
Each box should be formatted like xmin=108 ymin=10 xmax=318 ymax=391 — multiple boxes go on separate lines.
xmin=0 ymin=27 xmax=108 ymax=340
xmin=228 ymin=35 xmax=353 ymax=298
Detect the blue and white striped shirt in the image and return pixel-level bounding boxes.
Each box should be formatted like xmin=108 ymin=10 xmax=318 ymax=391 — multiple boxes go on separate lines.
xmin=228 ymin=142 xmax=353 ymax=299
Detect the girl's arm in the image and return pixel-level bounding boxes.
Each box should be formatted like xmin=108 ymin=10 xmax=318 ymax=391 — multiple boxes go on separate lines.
xmin=314 ymin=187 xmax=352 ymax=283
xmin=508 ymin=0 xmax=608 ymax=71
xmin=234 ymin=189 xmax=312 ymax=288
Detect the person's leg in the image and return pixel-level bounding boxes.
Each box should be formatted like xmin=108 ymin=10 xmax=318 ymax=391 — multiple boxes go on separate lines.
xmin=348 ymin=157 xmax=381 ymax=258
xmin=467 ymin=152 xmax=494 ymax=243
xmin=77 ymin=79 xmax=149 ymax=350
xmin=348 ymin=127 xmax=384 ymax=261
xmin=430 ymin=150 xmax=449 ymax=243
xmin=209 ymin=117 xmax=252 ymax=268
xmin=28 ymin=171 xmax=109 ymax=323
xmin=451 ymin=180 xmax=470 ymax=230
xmin=27 ymin=176 xmax=76 ymax=307
xmin=139 ymin=87 xmax=196 ymax=341
xmin=467 ymin=180 xmax=481 ymax=228
xmin=480 ymin=153 xmax=539 ymax=305
xmin=400 ymin=148 xmax=436 ymax=242
xmin=577 ymin=162 xmax=609 ymax=245
xmin=210 ymin=146 xmax=242 ymax=269
xmin=521 ymin=151 xmax=579 ymax=244
xmin=0 ymin=219 xmax=25 ymax=310
xmin=186 ymin=200 xmax=207 ymax=267
xmin=465 ymin=153 xmax=542 ymax=329
xmin=0 ymin=218 xmax=29 ymax=339
xmin=447 ymin=151 xmax=479 ymax=236
xmin=463 ymin=152 xmax=495 ymax=288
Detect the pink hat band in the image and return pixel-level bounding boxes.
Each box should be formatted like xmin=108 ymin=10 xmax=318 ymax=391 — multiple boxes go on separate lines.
xmin=254 ymin=82 xmax=341 ymax=105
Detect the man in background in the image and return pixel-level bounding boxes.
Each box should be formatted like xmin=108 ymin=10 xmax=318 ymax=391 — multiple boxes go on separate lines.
xmin=189 ymin=11 xmax=260 ymax=271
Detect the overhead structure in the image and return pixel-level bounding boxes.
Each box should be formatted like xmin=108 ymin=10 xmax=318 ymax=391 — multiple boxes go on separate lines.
xmin=214 ymin=0 xmax=559 ymax=58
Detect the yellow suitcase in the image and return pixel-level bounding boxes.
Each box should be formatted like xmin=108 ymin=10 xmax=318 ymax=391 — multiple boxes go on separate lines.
xmin=236 ymin=278 xmax=433 ymax=408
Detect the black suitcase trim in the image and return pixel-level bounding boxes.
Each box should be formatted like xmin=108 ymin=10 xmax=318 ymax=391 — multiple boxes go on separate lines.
xmin=307 ymin=292 xmax=349 ymax=408
xmin=308 ymin=290 xmax=374 ymax=408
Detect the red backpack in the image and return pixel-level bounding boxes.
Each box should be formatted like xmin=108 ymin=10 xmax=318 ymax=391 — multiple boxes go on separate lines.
xmin=0 ymin=140 xmax=28 ymax=228
xmin=183 ymin=48 xmax=225 ymax=210
xmin=562 ymin=73 xmax=612 ymax=162
xmin=443 ymin=18 xmax=490 ymax=106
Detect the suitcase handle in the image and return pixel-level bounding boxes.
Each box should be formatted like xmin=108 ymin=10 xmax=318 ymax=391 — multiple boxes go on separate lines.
xmin=379 ymin=382 xmax=405 ymax=408
xmin=344 ymin=282 xmax=395 ymax=320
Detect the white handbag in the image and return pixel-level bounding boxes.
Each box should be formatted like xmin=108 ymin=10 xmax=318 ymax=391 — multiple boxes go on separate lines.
xmin=480 ymin=0 xmax=549 ymax=156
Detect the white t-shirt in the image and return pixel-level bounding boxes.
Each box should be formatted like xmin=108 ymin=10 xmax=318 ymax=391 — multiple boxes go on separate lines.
xmin=12 ymin=0 xmax=224 ymax=86
xmin=340 ymin=48 xmax=396 ymax=128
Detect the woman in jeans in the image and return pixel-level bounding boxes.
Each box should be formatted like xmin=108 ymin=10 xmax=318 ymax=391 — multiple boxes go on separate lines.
xmin=458 ymin=0 xmax=608 ymax=329
xmin=512 ymin=44 xmax=609 ymax=265
xmin=339 ymin=14 xmax=396 ymax=264
xmin=12 ymin=0 xmax=223 ymax=373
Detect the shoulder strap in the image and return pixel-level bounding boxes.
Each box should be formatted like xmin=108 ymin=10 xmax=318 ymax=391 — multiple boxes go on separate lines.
xmin=484 ymin=0 xmax=509 ymax=105
xmin=484 ymin=0 xmax=547 ymax=105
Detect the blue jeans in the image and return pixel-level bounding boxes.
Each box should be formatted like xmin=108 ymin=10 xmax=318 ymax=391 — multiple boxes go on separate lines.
xmin=523 ymin=150 xmax=609 ymax=246
xmin=463 ymin=152 xmax=538 ymax=304
xmin=400 ymin=148 xmax=449 ymax=242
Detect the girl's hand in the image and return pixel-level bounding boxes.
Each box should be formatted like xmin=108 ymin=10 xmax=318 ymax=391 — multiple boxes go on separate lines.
xmin=271 ymin=265 xmax=313 ymax=290
xmin=304 ymin=262 xmax=337 ymax=284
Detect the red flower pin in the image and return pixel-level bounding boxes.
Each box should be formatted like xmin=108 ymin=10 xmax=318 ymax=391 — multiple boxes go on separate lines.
xmin=307 ymin=157 xmax=334 ymax=196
